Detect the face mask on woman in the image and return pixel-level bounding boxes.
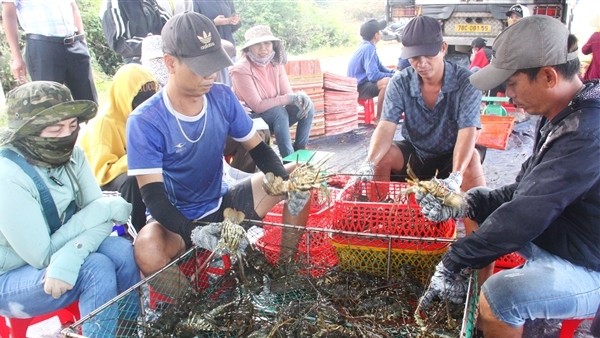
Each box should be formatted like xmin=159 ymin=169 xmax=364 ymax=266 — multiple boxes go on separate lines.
xmin=13 ymin=126 xmax=80 ymax=168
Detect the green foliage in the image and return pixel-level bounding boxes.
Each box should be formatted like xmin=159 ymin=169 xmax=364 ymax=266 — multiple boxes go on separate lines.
xmin=77 ymin=0 xmax=123 ymax=76
xmin=234 ymin=0 xmax=352 ymax=55
xmin=0 ymin=19 xmax=20 ymax=94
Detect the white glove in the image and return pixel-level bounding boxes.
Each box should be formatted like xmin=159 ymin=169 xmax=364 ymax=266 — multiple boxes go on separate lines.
xmin=356 ymin=161 xmax=375 ymax=182
xmin=418 ymin=260 xmax=470 ymax=310
xmin=415 ymin=172 xmax=465 ymax=222
xmin=190 ymin=223 xmax=249 ymax=257
xmin=287 ymin=190 xmax=311 ymax=216
xmin=190 ymin=223 xmax=221 ymax=252
xmin=44 ymin=276 xmax=73 ymax=299
xmin=443 ymin=171 xmax=463 ymax=192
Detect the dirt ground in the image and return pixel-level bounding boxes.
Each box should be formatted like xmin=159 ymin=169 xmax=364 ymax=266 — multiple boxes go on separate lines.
xmin=308 ymin=114 xmax=538 ymax=189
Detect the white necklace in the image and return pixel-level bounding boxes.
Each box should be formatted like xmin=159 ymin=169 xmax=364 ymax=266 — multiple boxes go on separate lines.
xmin=166 ymin=93 xmax=208 ymax=144
xmin=175 ymin=109 xmax=207 ymax=143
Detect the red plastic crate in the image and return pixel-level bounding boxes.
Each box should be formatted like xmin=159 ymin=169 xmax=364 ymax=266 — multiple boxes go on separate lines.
xmin=332 ymin=181 xmax=456 ymax=251
xmin=256 ymin=189 xmax=340 ymax=276
xmin=494 ymin=251 xmax=526 ymax=270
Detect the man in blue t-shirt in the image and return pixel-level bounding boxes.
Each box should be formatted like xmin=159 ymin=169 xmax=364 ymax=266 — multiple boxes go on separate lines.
xmin=126 ymin=12 xmax=309 ymax=295
xmin=347 ymin=19 xmax=395 ymax=122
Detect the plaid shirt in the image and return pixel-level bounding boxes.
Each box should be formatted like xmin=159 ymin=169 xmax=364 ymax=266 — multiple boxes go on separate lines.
xmin=381 ymin=61 xmax=482 ymax=160
xmin=4 ymin=0 xmax=77 ymax=37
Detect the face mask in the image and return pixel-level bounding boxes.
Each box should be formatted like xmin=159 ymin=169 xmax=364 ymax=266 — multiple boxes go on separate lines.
xmin=247 ymin=50 xmax=276 ymax=66
xmin=13 ymin=126 xmax=80 ymax=168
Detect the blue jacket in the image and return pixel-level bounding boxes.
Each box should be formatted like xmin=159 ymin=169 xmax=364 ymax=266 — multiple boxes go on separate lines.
xmin=347 ymin=40 xmax=394 ymax=85
xmin=445 ymin=81 xmax=600 ymax=272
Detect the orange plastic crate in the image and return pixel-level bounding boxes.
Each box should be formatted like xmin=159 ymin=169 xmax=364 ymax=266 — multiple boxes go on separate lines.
xmin=477 ymin=115 xmax=515 ymax=150
xmin=332 ymin=181 xmax=455 ymax=251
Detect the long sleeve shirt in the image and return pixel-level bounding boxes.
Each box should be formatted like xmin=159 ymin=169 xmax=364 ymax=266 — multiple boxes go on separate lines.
xmin=444 ymin=82 xmax=600 ymax=273
xmin=583 ymin=32 xmax=600 ymax=81
xmin=0 ymin=147 xmax=121 ymax=285
xmin=229 ymin=55 xmax=293 ymax=114
xmin=347 ymin=40 xmax=394 ymax=85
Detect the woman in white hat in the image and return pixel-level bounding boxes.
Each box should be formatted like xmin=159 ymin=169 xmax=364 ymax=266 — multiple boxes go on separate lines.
xmin=0 ymin=81 xmax=139 ymax=336
xmin=230 ymin=25 xmax=315 ymax=158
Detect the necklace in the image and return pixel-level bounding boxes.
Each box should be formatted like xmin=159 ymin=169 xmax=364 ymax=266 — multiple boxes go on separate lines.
xmin=175 ymin=110 xmax=207 ymax=143
xmin=166 ymin=93 xmax=208 ymax=143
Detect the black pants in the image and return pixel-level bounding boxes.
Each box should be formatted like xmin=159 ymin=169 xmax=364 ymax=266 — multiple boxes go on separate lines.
xmin=25 ymin=38 xmax=97 ymax=103
xmin=102 ymin=173 xmax=146 ymax=232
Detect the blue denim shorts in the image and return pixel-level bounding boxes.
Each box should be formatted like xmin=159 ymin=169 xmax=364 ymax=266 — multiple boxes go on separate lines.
xmin=482 ymin=243 xmax=600 ymax=327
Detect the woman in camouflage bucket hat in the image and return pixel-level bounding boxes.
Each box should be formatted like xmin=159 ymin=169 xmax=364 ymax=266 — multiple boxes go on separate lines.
xmin=0 ymin=81 xmax=141 ymax=336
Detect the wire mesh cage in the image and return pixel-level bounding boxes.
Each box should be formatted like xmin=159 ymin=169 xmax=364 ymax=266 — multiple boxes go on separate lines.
xmin=62 ymin=183 xmax=477 ymax=337
xmin=62 ymin=226 xmax=477 ymax=338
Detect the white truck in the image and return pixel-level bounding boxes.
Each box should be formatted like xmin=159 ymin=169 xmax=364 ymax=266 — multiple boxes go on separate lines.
xmin=385 ymin=0 xmax=576 ymax=66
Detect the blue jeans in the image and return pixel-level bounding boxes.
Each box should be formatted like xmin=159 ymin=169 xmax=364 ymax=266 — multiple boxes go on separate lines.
xmin=0 ymin=236 xmax=140 ymax=337
xmin=482 ymin=243 xmax=600 ymax=326
xmin=252 ymin=104 xmax=314 ymax=158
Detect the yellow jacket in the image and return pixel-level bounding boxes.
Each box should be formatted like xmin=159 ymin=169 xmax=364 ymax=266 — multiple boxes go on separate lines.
xmin=80 ymin=64 xmax=157 ymax=186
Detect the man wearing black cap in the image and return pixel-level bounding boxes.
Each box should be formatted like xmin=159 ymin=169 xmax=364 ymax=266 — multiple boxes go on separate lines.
xmin=357 ymin=15 xmax=485 ymax=212
xmin=416 ymin=16 xmax=600 ymax=337
xmin=126 ymin=12 xmax=311 ymax=296
xmin=348 ymin=19 xmax=395 ymax=121
xmin=505 ymin=4 xmax=529 ymax=27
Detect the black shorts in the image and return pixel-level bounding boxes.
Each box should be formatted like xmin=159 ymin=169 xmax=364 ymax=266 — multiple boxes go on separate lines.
xmin=357 ymin=81 xmax=379 ymax=99
xmin=197 ymin=178 xmax=260 ymax=226
xmin=391 ymin=140 xmax=486 ymax=181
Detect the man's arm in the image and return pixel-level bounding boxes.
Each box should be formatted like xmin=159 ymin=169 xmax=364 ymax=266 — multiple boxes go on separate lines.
xmin=452 ymin=127 xmax=479 ymax=173
xmin=366 ymin=121 xmax=396 ymax=165
xmin=70 ymin=1 xmax=85 ymax=35
xmin=136 ymin=173 xmax=195 ymax=247
xmin=2 ymin=2 xmax=27 ymax=83
xmin=243 ymin=132 xmax=288 ymax=179
xmin=364 ymin=47 xmax=392 ymax=83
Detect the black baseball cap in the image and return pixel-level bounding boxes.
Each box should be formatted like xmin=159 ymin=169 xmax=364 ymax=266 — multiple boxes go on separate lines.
xmin=400 ymin=16 xmax=443 ymax=59
xmin=506 ymin=4 xmax=525 ymax=18
xmin=161 ymin=12 xmax=232 ymax=76
xmin=471 ymin=37 xmax=487 ymax=48
xmin=360 ymin=19 xmax=387 ymax=41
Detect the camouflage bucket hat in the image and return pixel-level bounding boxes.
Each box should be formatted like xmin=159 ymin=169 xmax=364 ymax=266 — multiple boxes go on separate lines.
xmin=0 ymin=81 xmax=97 ymax=146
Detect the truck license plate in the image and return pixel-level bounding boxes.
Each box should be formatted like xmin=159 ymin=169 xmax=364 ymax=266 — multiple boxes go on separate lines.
xmin=455 ymin=24 xmax=492 ymax=33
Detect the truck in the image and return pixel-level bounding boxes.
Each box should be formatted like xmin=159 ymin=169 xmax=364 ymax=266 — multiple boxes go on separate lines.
xmin=385 ymin=0 xmax=577 ymax=67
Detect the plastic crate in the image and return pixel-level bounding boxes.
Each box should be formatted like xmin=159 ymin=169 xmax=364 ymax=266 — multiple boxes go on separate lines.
xmin=494 ymin=251 xmax=526 ymax=271
xmin=257 ymin=189 xmax=339 ymax=276
xmin=332 ymin=181 xmax=455 ymax=251
xmin=331 ymin=181 xmax=456 ymax=282
xmin=477 ymin=115 xmax=515 ymax=150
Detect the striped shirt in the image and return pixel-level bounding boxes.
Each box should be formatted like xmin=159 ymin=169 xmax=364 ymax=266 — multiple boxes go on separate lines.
xmin=4 ymin=0 xmax=77 ymax=37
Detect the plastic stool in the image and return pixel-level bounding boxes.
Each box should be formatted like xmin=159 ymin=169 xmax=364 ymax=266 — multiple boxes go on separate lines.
xmin=0 ymin=317 xmax=9 ymax=337
xmin=559 ymin=318 xmax=587 ymax=338
xmin=4 ymin=301 xmax=80 ymax=338
xmin=357 ymin=98 xmax=375 ymax=125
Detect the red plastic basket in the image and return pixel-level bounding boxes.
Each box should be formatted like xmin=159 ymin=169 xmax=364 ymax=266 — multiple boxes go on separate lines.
xmin=477 ymin=115 xmax=515 ymax=150
xmin=256 ymin=189 xmax=339 ymax=276
xmin=332 ymin=181 xmax=455 ymax=251
xmin=494 ymin=251 xmax=526 ymax=271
